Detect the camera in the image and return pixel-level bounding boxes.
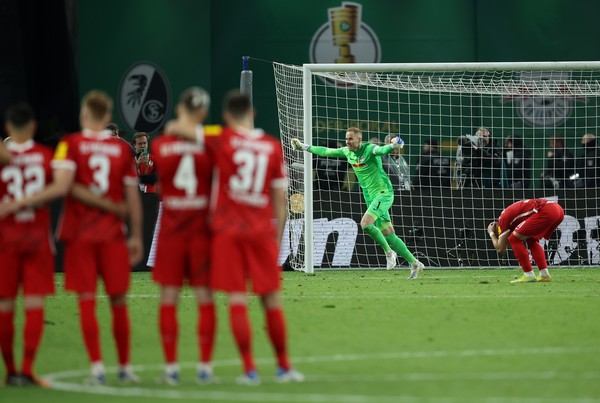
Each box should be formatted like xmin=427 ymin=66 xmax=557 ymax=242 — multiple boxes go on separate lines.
xmin=458 ymin=134 xmax=485 ymax=151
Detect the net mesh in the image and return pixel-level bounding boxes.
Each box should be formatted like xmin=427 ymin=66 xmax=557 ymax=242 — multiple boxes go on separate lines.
xmin=274 ymin=62 xmax=600 ymax=271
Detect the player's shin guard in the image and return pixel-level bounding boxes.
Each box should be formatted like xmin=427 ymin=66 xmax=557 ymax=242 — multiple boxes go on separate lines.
xmin=159 ymin=305 xmax=178 ymax=364
xmin=265 ymin=307 xmax=290 ymax=371
xmin=363 ymin=225 xmax=391 ymax=252
xmin=22 ymin=307 xmax=44 ymax=376
xmin=384 ymin=233 xmax=416 ymax=263
xmin=0 ymin=310 xmax=16 ymax=374
xmin=526 ymin=238 xmax=548 ymax=270
xmin=78 ymin=298 xmax=102 ymax=363
xmin=198 ymin=303 xmax=216 ymax=364
xmin=508 ymin=234 xmax=533 ymax=272
xmin=111 ymin=303 xmax=131 ymax=366
xmin=229 ymin=304 xmax=255 ymax=373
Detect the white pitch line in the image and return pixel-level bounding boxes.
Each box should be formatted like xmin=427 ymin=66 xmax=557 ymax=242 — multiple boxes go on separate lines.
xmin=44 ymin=347 xmax=600 ymax=403
xmin=46 ymin=292 xmax=600 ymax=300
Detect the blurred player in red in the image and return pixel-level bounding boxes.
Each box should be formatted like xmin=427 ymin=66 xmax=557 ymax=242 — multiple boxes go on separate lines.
xmin=151 ymin=87 xmax=216 ymax=385
xmin=0 ymin=140 xmax=10 ymax=163
xmin=487 ymin=198 xmax=564 ymax=283
xmin=209 ymin=91 xmax=302 ymax=384
xmin=0 ymin=91 xmax=143 ymax=384
xmin=0 ymin=103 xmax=55 ymax=387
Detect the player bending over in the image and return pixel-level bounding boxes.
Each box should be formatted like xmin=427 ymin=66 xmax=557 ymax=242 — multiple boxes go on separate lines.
xmin=292 ymin=128 xmax=425 ymax=279
xmin=487 ymin=198 xmax=564 ymax=283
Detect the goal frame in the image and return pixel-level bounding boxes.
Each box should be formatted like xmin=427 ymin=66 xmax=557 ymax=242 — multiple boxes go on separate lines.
xmin=299 ymin=61 xmax=600 ymax=274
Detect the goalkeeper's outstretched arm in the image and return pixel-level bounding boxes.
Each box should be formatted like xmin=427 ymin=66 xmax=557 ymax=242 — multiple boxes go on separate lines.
xmin=291 ymin=138 xmax=345 ymax=158
xmin=373 ymin=136 xmax=404 ymax=156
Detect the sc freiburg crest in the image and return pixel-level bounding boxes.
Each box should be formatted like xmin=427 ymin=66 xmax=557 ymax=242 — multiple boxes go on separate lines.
xmin=119 ymin=62 xmax=171 ymax=135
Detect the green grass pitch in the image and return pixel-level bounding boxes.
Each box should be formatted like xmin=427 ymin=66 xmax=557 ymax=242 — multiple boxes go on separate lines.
xmin=2 ymin=268 xmax=600 ymax=403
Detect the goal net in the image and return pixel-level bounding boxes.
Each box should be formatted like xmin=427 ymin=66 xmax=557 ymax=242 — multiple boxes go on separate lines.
xmin=273 ymin=62 xmax=600 ymax=273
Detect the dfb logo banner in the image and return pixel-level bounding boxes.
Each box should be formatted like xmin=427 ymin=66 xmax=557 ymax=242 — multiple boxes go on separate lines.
xmin=119 ymin=62 xmax=171 ymax=135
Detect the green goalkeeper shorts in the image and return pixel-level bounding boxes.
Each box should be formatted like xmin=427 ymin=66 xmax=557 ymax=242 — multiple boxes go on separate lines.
xmin=364 ymin=192 xmax=393 ymax=228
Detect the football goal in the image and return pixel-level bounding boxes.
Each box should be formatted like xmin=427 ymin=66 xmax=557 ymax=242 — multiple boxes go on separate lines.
xmin=273 ymin=62 xmax=600 ymax=273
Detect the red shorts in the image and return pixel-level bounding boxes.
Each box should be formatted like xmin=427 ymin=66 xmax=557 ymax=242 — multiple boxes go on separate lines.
xmin=210 ymin=233 xmax=280 ymax=295
xmin=152 ymin=234 xmax=210 ymax=287
xmin=0 ymin=240 xmax=55 ymax=298
xmin=514 ymin=202 xmax=565 ymax=240
xmin=63 ymin=240 xmax=130 ymax=296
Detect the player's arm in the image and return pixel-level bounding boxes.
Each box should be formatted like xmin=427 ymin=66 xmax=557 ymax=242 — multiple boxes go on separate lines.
xmin=0 ymin=168 xmax=74 ymax=218
xmin=124 ymin=182 xmax=143 ymax=265
xmin=70 ymin=184 xmax=128 ymax=219
xmin=291 ymin=139 xmax=346 ymax=158
xmin=0 ymin=141 xmax=11 ymax=164
xmin=164 ymin=120 xmax=199 ymax=142
xmin=271 ymin=186 xmax=287 ymax=247
xmin=487 ymin=221 xmax=509 ymax=253
xmin=373 ymin=137 xmax=404 ymax=156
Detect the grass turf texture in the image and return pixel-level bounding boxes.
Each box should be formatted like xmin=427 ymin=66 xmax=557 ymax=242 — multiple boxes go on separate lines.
xmin=2 ymin=269 xmax=599 ymax=403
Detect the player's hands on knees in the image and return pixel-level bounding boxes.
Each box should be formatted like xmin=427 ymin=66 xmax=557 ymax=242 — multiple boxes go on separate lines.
xmin=127 ymin=236 xmax=143 ymax=266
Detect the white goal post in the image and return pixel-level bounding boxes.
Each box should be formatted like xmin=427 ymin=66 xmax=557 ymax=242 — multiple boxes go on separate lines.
xmin=274 ymin=61 xmax=600 ymax=274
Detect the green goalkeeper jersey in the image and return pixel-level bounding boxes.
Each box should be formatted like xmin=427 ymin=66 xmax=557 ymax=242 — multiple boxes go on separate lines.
xmin=308 ymin=142 xmax=395 ymax=199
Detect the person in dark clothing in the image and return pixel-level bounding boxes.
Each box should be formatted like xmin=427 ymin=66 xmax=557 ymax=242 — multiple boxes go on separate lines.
xmin=576 ymin=133 xmax=600 ymax=188
xmin=542 ymin=135 xmax=575 ymax=189
xmin=456 ymin=127 xmax=502 ymax=189
xmin=503 ymin=136 xmax=532 ymax=189
xmin=413 ymin=139 xmax=451 ymax=189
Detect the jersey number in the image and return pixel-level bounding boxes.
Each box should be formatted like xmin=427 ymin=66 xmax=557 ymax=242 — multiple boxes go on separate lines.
xmin=1 ymin=166 xmax=45 ymax=201
xmin=89 ymin=155 xmax=111 ymax=195
xmin=230 ymin=149 xmax=268 ymax=193
xmin=173 ymin=153 xmax=198 ymax=195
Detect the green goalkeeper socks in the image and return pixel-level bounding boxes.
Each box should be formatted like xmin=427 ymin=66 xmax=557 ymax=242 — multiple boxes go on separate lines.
xmin=363 ymin=225 xmax=391 ymax=252
xmin=385 ymin=233 xmax=416 ymax=263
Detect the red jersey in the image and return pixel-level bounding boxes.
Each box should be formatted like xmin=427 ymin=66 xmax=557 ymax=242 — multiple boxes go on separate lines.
xmin=52 ymin=130 xmax=138 ymax=242
xmin=496 ymin=198 xmax=552 ymax=237
xmin=151 ymin=127 xmax=213 ymax=236
xmin=0 ymin=140 xmax=54 ymax=250
xmin=208 ymin=126 xmax=287 ymax=237
xmin=137 ymin=153 xmax=157 ymax=193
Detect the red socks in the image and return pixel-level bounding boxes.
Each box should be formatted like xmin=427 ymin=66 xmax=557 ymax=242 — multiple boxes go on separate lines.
xmin=509 ymin=234 xmax=533 ymax=272
xmin=21 ymin=308 xmax=44 ymax=376
xmin=78 ymin=299 xmax=101 ymax=363
xmin=266 ymin=307 xmax=290 ymax=371
xmin=527 ymin=238 xmax=548 ymax=270
xmin=229 ymin=304 xmax=255 ymax=373
xmin=111 ymin=304 xmax=131 ymax=366
xmin=159 ymin=304 xmax=178 ymax=364
xmin=0 ymin=311 xmax=16 ymax=375
xmin=198 ymin=303 xmax=216 ymax=364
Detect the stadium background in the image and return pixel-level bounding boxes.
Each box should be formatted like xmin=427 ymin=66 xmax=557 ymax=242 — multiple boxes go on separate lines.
xmin=2 ymin=0 xmax=600 ymax=270
xmin=4 ymin=0 xmax=600 ymax=142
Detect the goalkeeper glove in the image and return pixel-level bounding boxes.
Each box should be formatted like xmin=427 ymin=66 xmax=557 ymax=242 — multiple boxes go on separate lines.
xmin=391 ymin=136 xmax=404 ymax=149
xmin=291 ymin=138 xmax=310 ymax=151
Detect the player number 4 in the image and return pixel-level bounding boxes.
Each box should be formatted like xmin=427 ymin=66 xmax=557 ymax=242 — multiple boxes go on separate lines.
xmin=173 ymin=153 xmax=198 ymax=195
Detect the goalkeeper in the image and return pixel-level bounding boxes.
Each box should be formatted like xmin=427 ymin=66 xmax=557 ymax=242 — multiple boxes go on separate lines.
xmin=292 ymin=127 xmax=425 ymax=279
